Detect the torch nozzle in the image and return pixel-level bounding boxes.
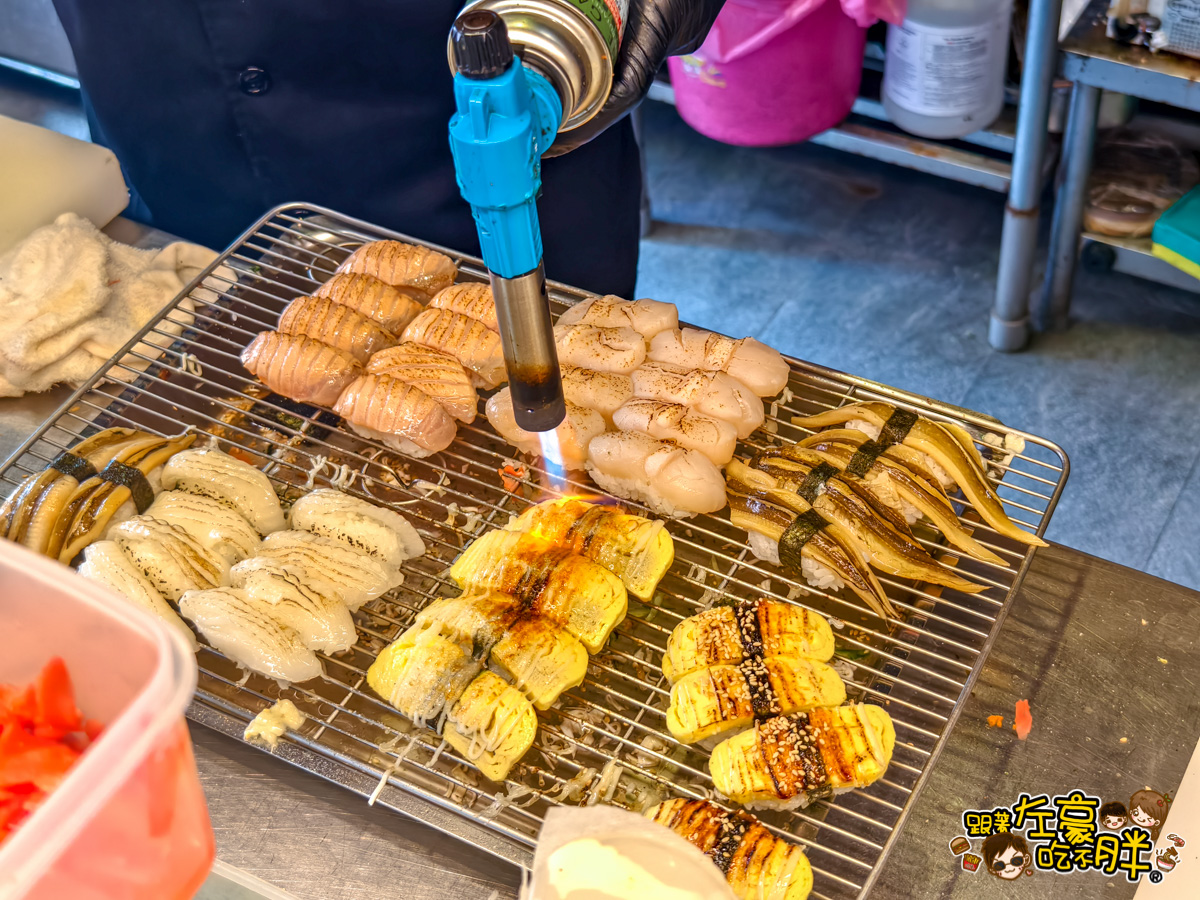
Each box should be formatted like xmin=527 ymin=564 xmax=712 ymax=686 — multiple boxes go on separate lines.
xmin=490 ymin=265 xmax=566 ymax=432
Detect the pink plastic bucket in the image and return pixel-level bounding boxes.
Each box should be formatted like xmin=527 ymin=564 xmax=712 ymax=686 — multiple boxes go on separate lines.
xmin=669 ymin=0 xmax=868 ymax=147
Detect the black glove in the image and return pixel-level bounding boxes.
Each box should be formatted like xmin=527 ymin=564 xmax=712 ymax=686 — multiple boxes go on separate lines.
xmin=546 ymin=0 xmax=726 ymax=155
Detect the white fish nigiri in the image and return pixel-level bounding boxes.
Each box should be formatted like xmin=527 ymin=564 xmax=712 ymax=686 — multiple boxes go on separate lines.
xmin=554 ymin=323 xmax=647 ymax=374
xmin=648 ymin=328 xmax=789 ymax=398
xmin=557 ymin=296 xmax=678 ymax=338
xmin=254 ymin=530 xmax=401 ymax=609
xmin=612 ymin=399 xmax=738 ymax=466
xmin=586 ymin=432 xmax=726 ymax=518
xmin=180 ymin=587 xmax=323 ymax=683
xmin=288 ymin=489 xmax=425 ymax=565
xmin=486 ymin=389 xmax=605 ymax=470
xmin=78 ymin=541 xmax=198 ymax=649
xmin=147 ymin=491 xmax=261 ymax=569
xmin=631 ymin=361 xmax=765 ymax=439
xmin=231 ymin=559 xmax=357 ymax=653
xmin=162 ymin=448 xmax=286 ymax=535
xmin=109 ymin=516 xmax=228 ymax=601
xmin=560 ymin=365 xmax=634 ymax=426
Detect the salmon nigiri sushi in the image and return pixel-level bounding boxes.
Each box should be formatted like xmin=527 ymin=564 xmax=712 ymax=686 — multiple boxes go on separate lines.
xmin=336 ymin=240 xmax=457 ymax=299
xmin=277 ymin=296 xmax=396 ymax=364
xmin=241 ymin=331 xmax=363 ymax=407
xmin=367 ymin=344 xmax=478 ymax=423
xmin=401 ymin=308 xmax=506 ymax=389
xmin=334 ymin=374 xmax=456 ymax=458
xmin=427 ymin=282 xmax=498 ymax=331
xmin=313 ymin=272 xmax=424 ymax=334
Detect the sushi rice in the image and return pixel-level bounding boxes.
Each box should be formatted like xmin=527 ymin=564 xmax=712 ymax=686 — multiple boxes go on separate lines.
xmin=746 ymin=531 xmax=846 ymax=592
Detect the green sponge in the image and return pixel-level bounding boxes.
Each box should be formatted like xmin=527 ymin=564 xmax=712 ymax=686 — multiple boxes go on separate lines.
xmin=1153 ymin=186 xmax=1200 ymax=280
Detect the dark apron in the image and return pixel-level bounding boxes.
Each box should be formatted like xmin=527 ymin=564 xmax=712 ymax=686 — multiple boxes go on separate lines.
xmin=51 ymin=0 xmax=641 ymax=296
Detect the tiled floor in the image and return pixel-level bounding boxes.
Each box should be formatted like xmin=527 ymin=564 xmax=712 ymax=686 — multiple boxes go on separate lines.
xmin=3 ymin=69 xmax=1199 ymax=590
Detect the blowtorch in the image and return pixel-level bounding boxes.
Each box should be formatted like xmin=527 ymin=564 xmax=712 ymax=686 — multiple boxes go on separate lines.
xmin=447 ymin=2 xmax=620 ymax=433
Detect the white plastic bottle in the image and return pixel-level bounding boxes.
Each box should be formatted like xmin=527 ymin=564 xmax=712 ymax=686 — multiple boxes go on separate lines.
xmin=883 ymin=0 xmax=1013 ymax=140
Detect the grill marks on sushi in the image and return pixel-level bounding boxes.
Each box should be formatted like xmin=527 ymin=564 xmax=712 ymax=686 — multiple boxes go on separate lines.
xmin=277 ymin=296 xmax=396 ymax=364
xmin=335 ymin=240 xmax=457 ymax=299
xmin=366 ymin=345 xmax=477 ymax=423
xmin=146 ymin=491 xmax=261 ymax=569
xmin=287 ymin=488 xmax=424 ymax=564
xmin=109 ymin=515 xmax=226 ymax=601
xmin=709 ymin=704 xmax=895 ymax=809
xmin=162 ymin=447 xmax=285 ymax=535
xmin=556 ymin=296 xmax=678 ymax=338
xmin=334 ymin=374 xmax=456 ymax=458
xmin=612 ymin=399 xmax=738 ymax=466
xmin=485 ymin=390 xmax=604 ymax=471
xmin=230 ymin=559 xmax=356 ymax=653
xmin=554 ymin=323 xmax=647 ymax=374
xmin=240 ymin=331 xmax=363 ymax=407
xmin=78 ymin=540 xmax=198 ymax=649
xmin=312 ymin=272 xmax=424 ymax=334
xmin=559 ymin=365 xmax=633 ymax=426
xmin=649 ymin=327 xmax=789 ymax=398
xmin=631 ymin=361 xmax=764 ymax=440
xmin=401 ymin=308 xmax=506 ymax=389
xmin=180 ymin=587 xmax=323 ymax=683
xmin=441 ymin=670 xmax=537 ymax=782
xmin=427 ymin=282 xmax=499 ymax=331
xmin=662 ymin=599 xmax=835 ymax=684
xmin=255 ymin=530 xmax=400 ymax=610
xmin=646 ymin=800 xmax=813 ymax=900
xmin=504 ymin=497 xmax=673 ymax=601
xmin=586 ymin=431 xmax=726 ymax=518
xmin=792 ymin=402 xmax=1047 ymax=548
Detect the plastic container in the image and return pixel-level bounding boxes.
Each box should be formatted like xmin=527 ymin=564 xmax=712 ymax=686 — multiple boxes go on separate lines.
xmin=0 ymin=541 xmax=214 ymax=900
xmin=883 ymin=0 xmax=1013 ymax=139
xmin=669 ymin=0 xmax=869 ymax=146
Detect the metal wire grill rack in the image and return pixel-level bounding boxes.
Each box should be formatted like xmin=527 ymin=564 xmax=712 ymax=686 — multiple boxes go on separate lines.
xmin=0 ymin=204 xmax=1068 ymax=899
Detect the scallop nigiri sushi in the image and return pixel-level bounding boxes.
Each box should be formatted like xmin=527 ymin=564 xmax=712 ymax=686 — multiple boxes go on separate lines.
xmin=334 ymin=373 xmax=457 ymax=458
xmin=612 ymin=399 xmax=738 ymax=466
xmin=648 ymin=328 xmax=789 ymax=398
xmin=556 ymin=296 xmax=678 ymax=338
xmin=146 ymin=491 xmax=261 ymax=569
xmin=78 ymin=541 xmax=198 ymax=649
xmin=560 ymin=365 xmax=634 ymax=425
xmin=486 ymin=389 xmax=605 ymax=470
xmin=586 ymin=431 xmax=726 ymax=518
xmin=631 ymin=361 xmax=765 ymax=439
xmin=427 ymin=282 xmax=498 ymax=331
xmin=277 ymin=296 xmax=396 ymax=364
xmin=180 ymin=587 xmax=323 ymax=683
xmin=313 ymin=272 xmax=424 ymax=334
xmin=554 ymin=323 xmax=646 ymax=374
xmin=335 ymin=240 xmax=457 ymax=299
xmin=401 ymin=308 xmax=506 ymax=389
xmin=366 ymin=344 xmax=477 ymax=423
xmin=288 ymin=488 xmax=425 ymax=565
xmin=162 ymin=447 xmax=286 ymax=535
xmin=241 ymin=331 xmax=363 ymax=407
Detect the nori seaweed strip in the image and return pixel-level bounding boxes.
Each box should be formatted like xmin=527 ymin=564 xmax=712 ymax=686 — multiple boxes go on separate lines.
xmin=878 ymin=408 xmax=918 ymax=449
xmin=797 ymin=462 xmax=839 ymax=502
xmin=739 ymin=656 xmax=781 ymax=719
xmin=101 ymin=461 xmax=154 ymax=513
xmin=735 ymin=599 xmax=766 ymax=660
xmin=709 ymin=813 xmax=753 ymax=875
xmin=49 ymin=453 xmax=97 ymax=482
xmin=845 ymin=439 xmax=887 ymax=479
xmin=777 ymin=509 xmax=830 ymax=571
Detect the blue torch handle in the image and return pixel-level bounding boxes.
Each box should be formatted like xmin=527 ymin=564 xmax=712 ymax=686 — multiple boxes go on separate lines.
xmin=449 ymin=61 xmax=563 ymax=279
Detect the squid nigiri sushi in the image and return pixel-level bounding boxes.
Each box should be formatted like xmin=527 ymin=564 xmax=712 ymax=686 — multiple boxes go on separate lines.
xmin=612 ymin=399 xmax=738 ymax=466
xmin=427 ymin=282 xmax=498 ymax=331
xmin=109 ymin=515 xmax=227 ymax=601
xmin=162 ymin=447 xmax=286 ymax=535
xmin=241 ymin=331 xmax=363 ymax=407
xmin=366 ymin=344 xmax=477 ymax=423
xmin=250 ymin=529 xmax=401 ymax=609
xmin=556 ymin=296 xmax=678 ymax=338
xmin=287 ymin=488 xmax=425 ymax=564
xmin=554 ymin=323 xmax=647 ymax=374
xmin=560 ymin=365 xmax=633 ymax=426
xmin=586 ymin=431 xmax=726 ymax=518
xmin=277 ymin=296 xmax=396 ymax=364
xmin=146 ymin=491 xmax=261 ymax=569
xmin=485 ymin=389 xmax=604 ymax=470
xmin=648 ymin=328 xmax=789 ymax=398
xmin=334 ymin=374 xmax=457 ymax=458
xmin=631 ymin=361 xmax=764 ymax=440
xmin=180 ymin=587 xmax=323 ymax=683
xmin=232 ymin=559 xmax=357 ymax=653
xmin=401 ymin=308 xmax=506 ymax=389
xmin=78 ymin=541 xmax=198 ymax=649
xmin=335 ymin=240 xmax=457 ymax=299
xmin=313 ymin=272 xmax=424 ymax=334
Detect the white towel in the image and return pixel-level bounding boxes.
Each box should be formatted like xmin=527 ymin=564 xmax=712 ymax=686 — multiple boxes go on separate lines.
xmin=0 ymin=213 xmax=218 ymax=397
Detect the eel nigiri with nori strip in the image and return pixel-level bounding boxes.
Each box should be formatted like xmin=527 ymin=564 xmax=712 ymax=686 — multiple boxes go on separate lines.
xmin=662 ymin=599 xmax=835 ymax=684
xmin=709 ymin=704 xmax=895 ymax=810
xmin=792 ymin=402 xmax=1047 ymax=547
xmin=646 ymin=799 xmax=813 ymax=900
xmin=747 ymin=454 xmax=988 ymax=593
